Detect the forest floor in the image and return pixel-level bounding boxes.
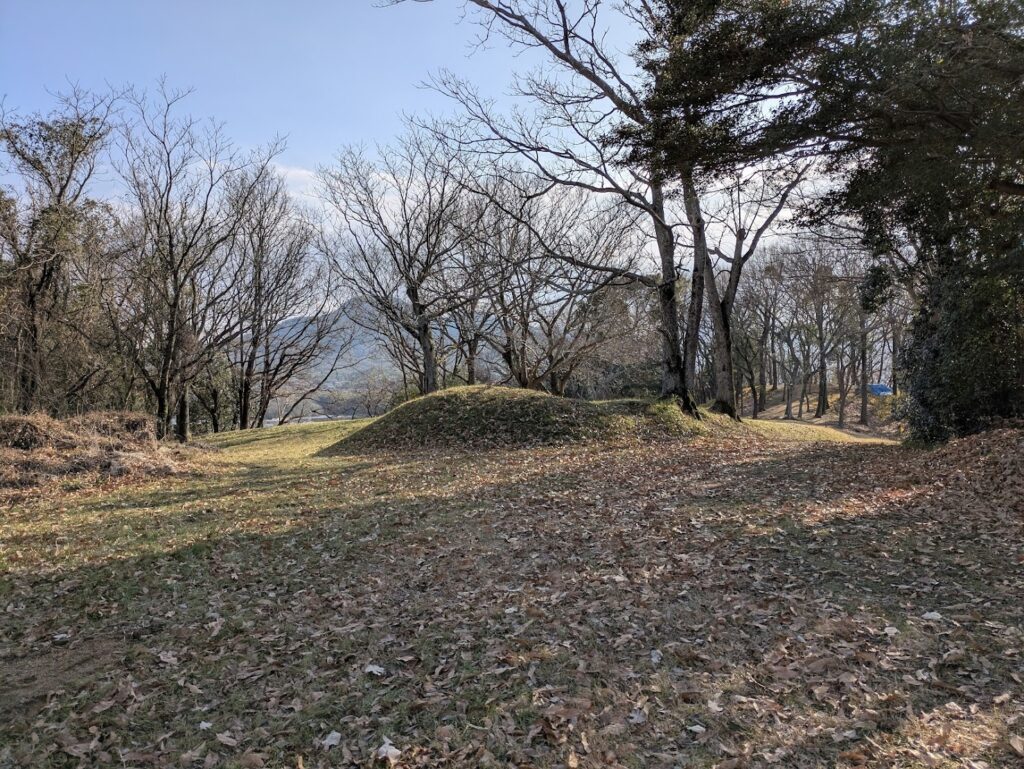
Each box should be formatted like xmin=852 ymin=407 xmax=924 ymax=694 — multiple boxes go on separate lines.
xmin=740 ymin=388 xmax=904 ymax=440
xmin=1 ymin=418 xmax=1022 ymax=768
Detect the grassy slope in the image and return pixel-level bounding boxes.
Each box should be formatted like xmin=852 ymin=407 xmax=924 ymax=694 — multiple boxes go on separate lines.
xmin=323 ymin=385 xmax=884 ymax=455
xmin=1 ymin=416 xmax=1020 ymax=768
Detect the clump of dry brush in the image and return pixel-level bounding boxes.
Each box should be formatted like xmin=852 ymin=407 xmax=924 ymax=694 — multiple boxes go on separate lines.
xmin=0 ymin=411 xmax=198 ymax=497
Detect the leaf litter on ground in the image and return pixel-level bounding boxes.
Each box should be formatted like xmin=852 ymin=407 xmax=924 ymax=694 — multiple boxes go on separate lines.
xmin=0 ymin=420 xmax=1021 ymax=768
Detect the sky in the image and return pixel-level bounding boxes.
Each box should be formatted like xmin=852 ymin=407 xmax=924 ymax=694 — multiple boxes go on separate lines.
xmin=0 ymin=0 xmax=544 ymax=193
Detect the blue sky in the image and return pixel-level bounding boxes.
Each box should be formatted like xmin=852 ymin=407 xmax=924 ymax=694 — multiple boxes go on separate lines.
xmin=1 ymin=1 xmax=539 ymax=182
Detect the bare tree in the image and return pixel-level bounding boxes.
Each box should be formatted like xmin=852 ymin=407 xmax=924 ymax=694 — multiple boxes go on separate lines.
xmin=462 ymin=174 xmax=644 ymax=393
xmin=106 ymin=84 xmax=278 ymax=439
xmin=229 ymin=171 xmax=351 ymax=429
xmin=394 ymin=0 xmax=700 ymax=411
xmin=700 ymin=163 xmax=807 ymax=416
xmin=319 ymin=129 xmax=478 ymax=395
xmin=358 ymin=368 xmax=401 ymax=417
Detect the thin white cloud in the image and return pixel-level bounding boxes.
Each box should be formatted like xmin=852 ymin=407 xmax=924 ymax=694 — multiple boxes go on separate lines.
xmin=273 ymin=162 xmax=318 ymax=202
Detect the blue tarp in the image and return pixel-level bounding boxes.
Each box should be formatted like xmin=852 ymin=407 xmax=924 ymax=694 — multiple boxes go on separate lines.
xmin=868 ymin=383 xmax=895 ymax=396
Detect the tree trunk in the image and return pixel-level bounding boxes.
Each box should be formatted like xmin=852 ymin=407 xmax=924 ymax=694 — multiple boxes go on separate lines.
xmin=680 ymin=172 xmax=707 ymax=396
xmin=16 ymin=305 xmax=41 ymax=412
xmin=837 ymin=365 xmax=847 ymax=429
xmin=757 ymin=316 xmax=770 ymax=411
xmin=680 ymin=175 xmax=738 ymax=420
xmin=708 ymin=307 xmax=738 ymax=418
xmin=155 ymin=387 xmax=170 ymax=440
xmin=783 ymin=382 xmax=794 ymax=419
xmin=859 ymin=310 xmax=870 ymax=425
xmin=210 ymin=387 xmax=221 ymax=433
xmin=549 ymin=370 xmax=570 ymax=396
xmin=814 ymin=355 xmax=829 ymax=418
xmin=238 ymin=373 xmax=253 ymax=430
xmin=417 ymin=316 xmax=438 ymax=394
xmin=466 ymin=338 xmax=478 ymax=386
xmin=890 ymin=326 xmax=901 ymax=395
xmin=651 ymin=182 xmax=697 ymax=414
xmin=175 ymin=384 xmax=191 ymax=442
xmin=701 ymin=254 xmax=738 ymax=418
xmin=770 ymin=329 xmax=779 ymax=391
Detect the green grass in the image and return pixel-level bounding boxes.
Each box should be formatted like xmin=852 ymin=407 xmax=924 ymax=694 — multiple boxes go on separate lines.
xmin=317 ymin=385 xmax=888 ymax=456
xmin=745 ymin=417 xmax=889 ymax=443
xmin=321 ymin=385 xmax=636 ymax=453
xmin=319 ymin=385 xmax=887 ymax=455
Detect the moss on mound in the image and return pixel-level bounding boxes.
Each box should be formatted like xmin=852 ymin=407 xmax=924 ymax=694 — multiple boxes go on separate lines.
xmin=322 ymin=386 xmax=705 ymax=454
xmin=319 ymin=385 xmax=889 ymax=455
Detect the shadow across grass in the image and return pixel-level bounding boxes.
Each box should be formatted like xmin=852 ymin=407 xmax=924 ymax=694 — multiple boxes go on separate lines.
xmin=0 ymin=426 xmax=1020 ymax=768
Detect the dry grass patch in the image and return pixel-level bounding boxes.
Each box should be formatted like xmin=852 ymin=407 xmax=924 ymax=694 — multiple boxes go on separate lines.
xmin=0 ymin=412 xmax=199 ymax=501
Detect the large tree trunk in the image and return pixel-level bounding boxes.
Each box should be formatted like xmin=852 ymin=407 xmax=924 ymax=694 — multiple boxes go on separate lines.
xmin=155 ymin=387 xmax=170 ymax=440
xmin=651 ymin=182 xmax=697 ymax=414
xmin=680 ymin=172 xmax=707 ymax=395
xmin=708 ymin=307 xmax=738 ymax=418
xmin=175 ymin=383 xmax=191 ymax=443
xmin=417 ymin=315 xmax=438 ymax=394
xmin=701 ymin=257 xmax=738 ymax=418
xmin=814 ymin=356 xmax=829 ymax=418
xmin=859 ymin=310 xmax=870 ymax=425
xmin=783 ymin=381 xmax=794 ymax=419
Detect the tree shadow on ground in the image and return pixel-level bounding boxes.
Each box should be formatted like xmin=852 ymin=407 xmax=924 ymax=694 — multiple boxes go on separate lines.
xmin=1 ymin=435 xmax=1020 ymax=767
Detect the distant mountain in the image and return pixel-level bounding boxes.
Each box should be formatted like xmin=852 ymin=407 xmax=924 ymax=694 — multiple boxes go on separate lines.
xmin=271 ymin=299 xmax=397 ymax=387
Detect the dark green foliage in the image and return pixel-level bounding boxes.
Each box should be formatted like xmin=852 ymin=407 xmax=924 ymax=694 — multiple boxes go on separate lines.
xmin=635 ymin=0 xmax=1024 ymax=440
xmin=858 ymin=265 xmax=894 ymax=314
xmin=630 ymin=0 xmax=860 ymax=178
xmin=899 ymin=265 xmax=1024 ymax=441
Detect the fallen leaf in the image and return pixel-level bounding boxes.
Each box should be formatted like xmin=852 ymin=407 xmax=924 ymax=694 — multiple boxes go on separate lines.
xmin=376 ymin=738 xmax=401 ymax=765
xmin=1009 ymin=735 xmax=1024 ymax=756
xmin=321 ymin=731 xmax=342 ymax=750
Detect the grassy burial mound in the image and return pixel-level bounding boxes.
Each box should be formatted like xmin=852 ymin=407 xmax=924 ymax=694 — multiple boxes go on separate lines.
xmin=0 ymin=411 xmax=193 ymax=496
xmin=322 ymin=385 xmax=713 ymax=454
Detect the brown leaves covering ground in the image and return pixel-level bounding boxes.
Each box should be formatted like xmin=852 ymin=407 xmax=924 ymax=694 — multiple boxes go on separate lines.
xmin=0 ymin=420 xmax=1022 ymax=768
